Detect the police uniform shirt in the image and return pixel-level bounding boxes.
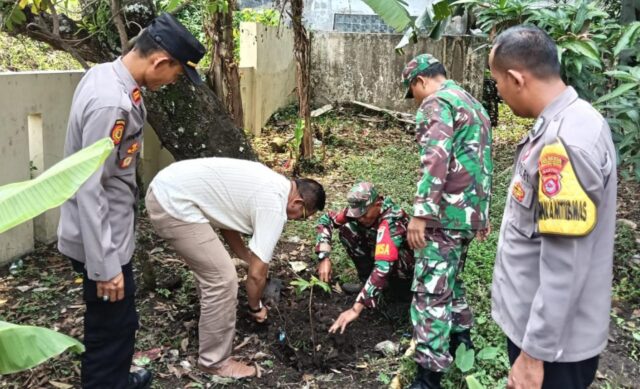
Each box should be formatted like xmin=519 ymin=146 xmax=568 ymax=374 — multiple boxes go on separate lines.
xmin=58 ymin=58 xmax=146 ymax=282
xmin=491 ymin=86 xmax=617 ymax=363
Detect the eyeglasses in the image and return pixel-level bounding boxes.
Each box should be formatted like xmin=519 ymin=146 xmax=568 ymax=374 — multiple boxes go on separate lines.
xmin=299 ymin=192 xmax=309 ymax=219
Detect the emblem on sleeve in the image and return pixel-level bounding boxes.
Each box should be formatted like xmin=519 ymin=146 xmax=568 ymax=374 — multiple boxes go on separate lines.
xmin=119 ymin=156 xmax=133 ymax=169
xmin=539 ymin=152 xmax=568 ymax=198
xmin=110 ymin=120 xmax=125 ymax=145
xmin=374 ymin=220 xmax=398 ymax=261
xmin=127 ymin=141 xmax=140 ymax=154
xmin=537 ymin=139 xmax=596 ymax=236
xmin=131 ymin=88 xmax=142 ymax=105
xmin=512 ymin=182 xmax=525 ymax=203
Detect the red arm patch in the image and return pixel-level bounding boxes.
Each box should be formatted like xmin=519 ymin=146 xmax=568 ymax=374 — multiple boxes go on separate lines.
xmin=374 ymin=220 xmax=398 ymax=261
xmin=110 ymin=120 xmax=125 ymax=145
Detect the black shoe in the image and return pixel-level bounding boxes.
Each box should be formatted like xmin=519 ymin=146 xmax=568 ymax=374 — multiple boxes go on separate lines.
xmin=408 ymin=365 xmax=443 ymax=389
xmin=127 ymin=369 xmax=152 ymax=389
xmin=449 ymin=329 xmax=474 ymax=357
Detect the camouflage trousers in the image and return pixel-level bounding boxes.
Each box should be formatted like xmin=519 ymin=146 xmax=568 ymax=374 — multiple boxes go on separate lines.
xmin=411 ymin=228 xmax=474 ymax=372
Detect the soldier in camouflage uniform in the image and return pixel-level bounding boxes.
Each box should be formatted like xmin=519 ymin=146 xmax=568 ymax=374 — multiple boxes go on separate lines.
xmin=312 ymin=182 xmax=414 ymax=333
xmin=402 ymin=54 xmax=493 ymax=389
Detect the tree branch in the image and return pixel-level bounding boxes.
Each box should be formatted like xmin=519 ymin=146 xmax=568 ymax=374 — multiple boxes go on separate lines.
xmin=110 ymin=0 xmax=129 ymax=52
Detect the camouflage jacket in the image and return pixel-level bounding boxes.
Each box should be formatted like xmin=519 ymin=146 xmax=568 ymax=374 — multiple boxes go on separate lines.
xmin=315 ymin=197 xmax=414 ymax=308
xmin=414 ymin=80 xmax=493 ymax=230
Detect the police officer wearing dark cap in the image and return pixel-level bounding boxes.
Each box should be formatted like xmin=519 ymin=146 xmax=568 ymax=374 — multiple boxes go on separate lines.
xmin=57 ymin=13 xmax=204 ymax=388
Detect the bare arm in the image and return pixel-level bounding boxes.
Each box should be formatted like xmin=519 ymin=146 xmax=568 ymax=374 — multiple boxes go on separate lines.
xmin=246 ymin=253 xmax=269 ymax=310
xmin=220 ymin=229 xmax=251 ymax=264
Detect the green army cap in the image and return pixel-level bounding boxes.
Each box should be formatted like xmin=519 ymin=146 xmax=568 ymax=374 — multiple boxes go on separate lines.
xmin=346 ymin=181 xmax=379 ymax=218
xmin=401 ymin=53 xmax=441 ymax=99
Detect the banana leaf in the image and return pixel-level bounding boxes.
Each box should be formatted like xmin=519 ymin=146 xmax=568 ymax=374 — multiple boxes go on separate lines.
xmin=0 ymin=321 xmax=85 ymax=374
xmin=0 ymin=137 xmax=114 ymax=234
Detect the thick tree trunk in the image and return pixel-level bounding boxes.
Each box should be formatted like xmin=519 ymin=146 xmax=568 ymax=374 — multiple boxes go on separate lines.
xmin=205 ymin=0 xmax=244 ymax=129
xmin=144 ymin=78 xmax=255 ymax=160
xmin=290 ymin=0 xmax=313 ymax=159
xmin=8 ymin=1 xmax=255 ymax=161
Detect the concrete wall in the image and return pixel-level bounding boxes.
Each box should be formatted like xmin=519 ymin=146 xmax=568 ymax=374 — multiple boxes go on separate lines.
xmin=310 ymin=32 xmax=487 ymax=113
xmin=0 ymin=72 xmax=174 ymax=265
xmin=239 ymin=22 xmax=296 ymax=135
xmin=0 ymin=71 xmax=83 ymax=265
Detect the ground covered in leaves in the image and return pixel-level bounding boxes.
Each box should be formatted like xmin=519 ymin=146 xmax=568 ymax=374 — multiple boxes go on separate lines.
xmin=1 ymin=104 xmax=639 ymax=388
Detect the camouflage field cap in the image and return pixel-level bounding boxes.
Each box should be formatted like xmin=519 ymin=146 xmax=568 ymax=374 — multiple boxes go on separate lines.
xmin=401 ymin=53 xmax=441 ymax=99
xmin=346 ymin=181 xmax=379 ymax=218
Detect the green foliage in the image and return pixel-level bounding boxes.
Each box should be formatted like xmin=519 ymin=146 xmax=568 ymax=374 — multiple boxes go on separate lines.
xmin=232 ymin=8 xmax=280 ymax=60
xmin=362 ymin=0 xmax=458 ymax=49
xmin=0 ymin=321 xmax=84 ymax=374
xmin=290 ymin=275 xmax=331 ymax=295
xmin=458 ymin=0 xmax=640 ymax=180
xmin=0 ymin=32 xmax=80 ymax=71
xmin=454 ymin=344 xmax=476 ymax=373
xmin=612 ymin=223 xmax=640 ymax=303
xmin=377 ymin=372 xmax=392 ymax=385
xmin=0 ymin=137 xmax=114 ymax=234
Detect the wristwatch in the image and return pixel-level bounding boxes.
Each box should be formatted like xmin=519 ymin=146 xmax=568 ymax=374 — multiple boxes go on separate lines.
xmin=318 ymin=252 xmax=329 ymax=260
xmin=248 ymin=300 xmax=263 ymax=313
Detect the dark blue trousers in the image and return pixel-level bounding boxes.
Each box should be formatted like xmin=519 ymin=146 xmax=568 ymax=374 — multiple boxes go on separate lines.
xmin=507 ymin=338 xmax=599 ymax=389
xmin=71 ymin=259 xmax=139 ymax=389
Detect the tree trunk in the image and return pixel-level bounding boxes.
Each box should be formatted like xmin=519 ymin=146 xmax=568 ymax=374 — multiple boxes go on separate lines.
xmin=205 ymin=0 xmax=244 ymax=129
xmin=144 ymin=77 xmax=255 ymax=161
xmin=290 ymin=0 xmax=313 ymax=159
xmin=8 ymin=1 xmax=255 ymax=161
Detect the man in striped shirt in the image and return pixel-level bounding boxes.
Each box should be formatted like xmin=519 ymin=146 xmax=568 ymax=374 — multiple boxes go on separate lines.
xmin=145 ymin=157 xmax=325 ymax=378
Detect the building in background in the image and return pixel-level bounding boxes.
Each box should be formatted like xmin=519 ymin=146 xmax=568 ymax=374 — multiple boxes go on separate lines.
xmin=238 ymin=0 xmax=433 ymax=33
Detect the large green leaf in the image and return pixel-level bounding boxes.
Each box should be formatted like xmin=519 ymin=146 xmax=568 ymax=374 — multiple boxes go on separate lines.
xmin=361 ymin=0 xmax=412 ymax=33
xmin=476 ymin=346 xmax=499 ymax=360
xmin=594 ymin=82 xmax=638 ymax=105
xmin=454 ymin=344 xmax=475 ymax=373
xmin=614 ymin=21 xmax=640 ymax=57
xmin=465 ymin=375 xmax=486 ymax=389
xmin=0 ymin=137 xmax=114 ymax=234
xmin=561 ymin=39 xmax=600 ymax=62
xmin=0 ymin=321 xmax=85 ymax=374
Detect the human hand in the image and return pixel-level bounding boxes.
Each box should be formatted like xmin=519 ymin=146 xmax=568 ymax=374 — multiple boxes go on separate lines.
xmin=96 ymin=272 xmax=125 ymax=303
xmin=507 ymin=351 xmax=544 ymax=389
xmin=408 ymin=217 xmax=427 ymax=249
xmin=475 ymin=224 xmax=492 ymax=242
xmin=249 ymin=306 xmax=268 ymax=323
xmin=317 ymin=258 xmax=332 ymax=283
xmin=328 ymin=303 xmax=363 ymax=334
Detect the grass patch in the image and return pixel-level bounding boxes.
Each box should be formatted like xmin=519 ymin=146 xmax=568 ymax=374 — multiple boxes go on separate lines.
xmin=0 ymin=32 xmax=81 ymax=71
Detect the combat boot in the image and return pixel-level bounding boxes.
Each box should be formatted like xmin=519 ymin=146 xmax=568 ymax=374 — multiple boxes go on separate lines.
xmin=449 ymin=329 xmax=474 ymax=357
xmin=408 ymin=365 xmax=443 ymax=389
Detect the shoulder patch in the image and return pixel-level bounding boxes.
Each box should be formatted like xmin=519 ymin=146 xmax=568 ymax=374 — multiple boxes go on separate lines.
xmin=111 ymin=120 xmax=125 ymax=145
xmin=131 ymin=87 xmax=142 ymax=105
xmin=537 ymin=138 xmax=596 ymax=236
xmin=374 ymin=220 xmax=399 ymax=261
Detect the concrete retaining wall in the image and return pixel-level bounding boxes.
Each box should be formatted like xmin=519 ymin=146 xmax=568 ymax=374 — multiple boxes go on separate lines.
xmin=239 ymin=22 xmax=297 ymax=135
xmin=0 ymin=72 xmax=174 ymax=265
xmin=310 ymin=32 xmax=487 ymax=113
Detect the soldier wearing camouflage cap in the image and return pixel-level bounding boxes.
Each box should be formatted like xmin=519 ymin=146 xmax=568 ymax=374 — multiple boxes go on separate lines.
xmin=402 ymin=54 xmax=493 ymax=389
xmin=312 ymin=182 xmax=414 ymax=333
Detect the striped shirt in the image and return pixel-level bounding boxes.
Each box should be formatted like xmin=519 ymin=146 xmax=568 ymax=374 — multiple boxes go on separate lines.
xmin=149 ymin=158 xmax=290 ymax=263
